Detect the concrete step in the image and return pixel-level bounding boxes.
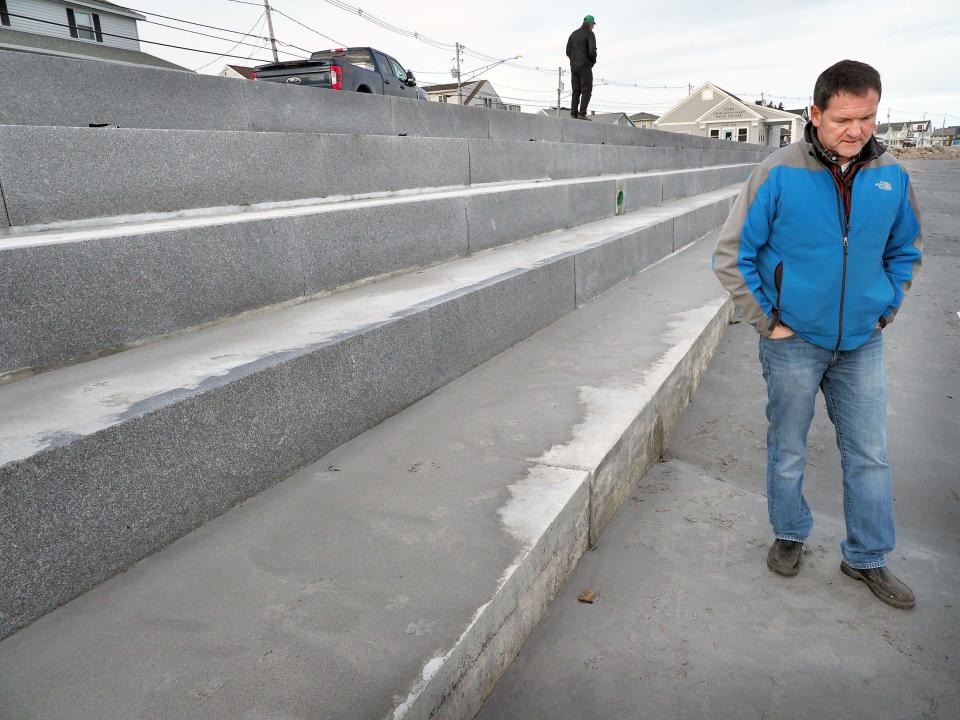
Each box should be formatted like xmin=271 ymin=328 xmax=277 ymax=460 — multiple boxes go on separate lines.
xmin=0 ymin=124 xmax=765 ymax=229
xmin=0 ymin=163 xmax=754 ymax=379
xmin=0 ymin=232 xmax=732 ymax=720
xmin=0 ymin=48 xmax=771 ymax=154
xmin=0 ymin=185 xmax=737 ymax=639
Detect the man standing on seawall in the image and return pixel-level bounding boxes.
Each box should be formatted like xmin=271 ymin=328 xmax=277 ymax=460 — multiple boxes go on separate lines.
xmin=713 ymin=60 xmax=923 ymax=608
xmin=566 ymin=15 xmax=597 ymax=120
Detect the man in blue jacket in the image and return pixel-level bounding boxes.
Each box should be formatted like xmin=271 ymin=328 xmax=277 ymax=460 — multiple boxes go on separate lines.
xmin=714 ymin=60 xmax=922 ymax=608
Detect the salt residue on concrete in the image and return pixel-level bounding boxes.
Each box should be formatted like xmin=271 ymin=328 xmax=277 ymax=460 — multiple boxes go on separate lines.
xmin=535 ymin=296 xmax=728 ymax=474
xmin=498 ymin=465 xmax=588 ymax=549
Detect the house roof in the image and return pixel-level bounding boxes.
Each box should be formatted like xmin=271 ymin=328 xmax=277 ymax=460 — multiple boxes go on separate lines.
xmin=586 ymin=112 xmax=636 ymax=126
xmin=226 ymin=64 xmax=256 ymax=79
xmin=933 ymin=125 xmax=960 ymax=136
xmin=54 ymin=0 xmax=146 ymax=21
xmin=423 ymin=80 xmax=482 ymax=93
xmin=0 ymin=27 xmax=189 ymax=70
xmin=629 ymin=112 xmax=659 ymax=122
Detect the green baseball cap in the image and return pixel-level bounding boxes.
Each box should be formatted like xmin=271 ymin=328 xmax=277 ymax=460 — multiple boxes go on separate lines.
xmin=584 ymin=14 xmax=596 ymax=23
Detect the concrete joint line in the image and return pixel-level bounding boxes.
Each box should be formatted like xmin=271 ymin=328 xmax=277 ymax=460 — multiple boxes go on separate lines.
xmin=0 ymin=176 xmax=11 ymax=227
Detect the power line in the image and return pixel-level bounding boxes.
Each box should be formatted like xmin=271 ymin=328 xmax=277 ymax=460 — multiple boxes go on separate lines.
xmin=134 ymin=14 xmax=304 ymax=58
xmin=269 ymin=6 xmax=348 ymax=48
xmin=5 ymin=12 xmax=281 ymax=63
xmin=192 ymin=12 xmax=265 ymax=71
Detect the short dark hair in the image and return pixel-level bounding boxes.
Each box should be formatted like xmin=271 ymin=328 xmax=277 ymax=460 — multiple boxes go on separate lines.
xmin=813 ymin=60 xmax=881 ymax=110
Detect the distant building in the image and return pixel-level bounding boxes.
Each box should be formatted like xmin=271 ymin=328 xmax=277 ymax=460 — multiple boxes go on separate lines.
xmin=932 ymin=126 xmax=960 ymax=146
xmin=538 ymin=109 xmax=635 ymax=126
xmin=220 ymin=64 xmax=255 ymax=80
xmin=628 ymin=112 xmax=659 ymax=129
xmin=655 ymin=82 xmax=805 ymax=146
xmin=875 ymin=120 xmax=934 ymax=148
xmin=423 ymin=79 xmax=520 ymax=111
xmin=0 ymin=0 xmax=188 ymax=70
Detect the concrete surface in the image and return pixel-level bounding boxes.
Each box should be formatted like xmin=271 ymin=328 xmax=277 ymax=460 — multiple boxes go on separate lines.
xmin=477 ymin=160 xmax=960 ymax=720
xmin=0 ymin=186 xmax=737 ymax=638
xmin=0 ymin=165 xmax=751 ymax=378
xmin=0 ymin=49 xmax=771 ymax=154
xmin=0 ymin=234 xmax=731 ymax=720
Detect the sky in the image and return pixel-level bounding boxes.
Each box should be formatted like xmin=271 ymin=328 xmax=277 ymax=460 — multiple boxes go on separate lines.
xmin=130 ymin=0 xmax=960 ymax=126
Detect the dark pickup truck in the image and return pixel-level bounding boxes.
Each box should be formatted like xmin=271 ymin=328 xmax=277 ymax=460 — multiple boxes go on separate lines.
xmin=253 ymin=47 xmax=427 ymax=100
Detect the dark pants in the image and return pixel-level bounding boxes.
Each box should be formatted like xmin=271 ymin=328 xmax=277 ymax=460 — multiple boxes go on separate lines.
xmin=570 ymin=65 xmax=593 ymax=116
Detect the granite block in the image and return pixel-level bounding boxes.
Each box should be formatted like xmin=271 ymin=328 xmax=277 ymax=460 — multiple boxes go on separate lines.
xmin=391 ymin=96 xmax=489 ymax=140
xmin=241 ymin=80 xmax=395 ymax=136
xmin=467 ymin=140 xmax=555 ymax=184
xmin=0 ymin=220 xmax=303 ymax=375
xmin=0 ymin=126 xmax=322 ymax=225
xmin=465 ymin=185 xmax=574 ymax=252
xmin=0 ymin=49 xmax=205 ymax=130
xmin=298 ymin=196 xmax=470 ymax=295
xmin=673 ymin=198 xmax=731 ymax=248
xmin=661 ymin=170 xmax=701 ymax=202
xmin=573 ymin=220 xmax=674 ymax=304
xmin=622 ymin=175 xmax=663 ymax=212
xmin=550 ymin=143 xmax=603 ymax=179
xmin=319 ymin=134 xmax=470 ymax=195
xmin=0 ymin=127 xmax=472 ymax=226
xmin=0 ymin=194 xmax=472 ymax=376
xmin=0 ymin=252 xmax=577 ymax=637
xmin=559 ymin=117 xmax=606 ymax=145
xmin=488 ymin=110 xmax=562 ymax=142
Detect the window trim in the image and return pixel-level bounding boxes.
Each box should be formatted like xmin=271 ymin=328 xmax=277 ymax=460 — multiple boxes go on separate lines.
xmin=0 ymin=0 xmax=10 ymax=27
xmin=66 ymin=8 xmax=103 ymax=42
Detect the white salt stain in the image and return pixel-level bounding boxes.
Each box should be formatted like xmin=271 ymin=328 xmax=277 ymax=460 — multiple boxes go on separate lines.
xmin=536 ymin=296 xmax=728 ymax=473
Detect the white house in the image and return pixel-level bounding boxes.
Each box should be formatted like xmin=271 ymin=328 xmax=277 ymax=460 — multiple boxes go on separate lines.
xmin=874 ymin=120 xmax=934 ymax=148
xmin=655 ymin=82 xmax=805 ymax=146
xmin=423 ymin=79 xmax=520 ymax=112
xmin=0 ymin=0 xmax=187 ymax=69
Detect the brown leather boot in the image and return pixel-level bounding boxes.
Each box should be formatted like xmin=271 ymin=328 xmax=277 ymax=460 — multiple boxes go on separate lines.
xmin=841 ymin=562 xmax=916 ymax=609
xmin=767 ymin=539 xmax=803 ymax=576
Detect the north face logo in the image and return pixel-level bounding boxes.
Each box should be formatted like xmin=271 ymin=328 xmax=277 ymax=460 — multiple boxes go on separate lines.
xmin=875 ymin=181 xmax=892 ymax=191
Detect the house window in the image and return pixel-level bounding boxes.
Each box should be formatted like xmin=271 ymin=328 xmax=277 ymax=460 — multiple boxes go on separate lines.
xmin=738 ymin=128 xmax=748 ymax=142
xmin=483 ymin=97 xmax=492 ymax=108
xmin=709 ymin=129 xmax=720 ymax=139
xmin=0 ymin=0 xmax=9 ymax=27
xmin=702 ymin=88 xmax=714 ymax=101
xmin=67 ymin=8 xmax=102 ymax=42
xmin=439 ymin=95 xmax=448 ymax=103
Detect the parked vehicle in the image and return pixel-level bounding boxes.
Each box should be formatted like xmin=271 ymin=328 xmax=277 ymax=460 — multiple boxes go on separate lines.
xmin=902 ymin=137 xmax=917 ymax=148
xmin=253 ymin=47 xmax=427 ymax=100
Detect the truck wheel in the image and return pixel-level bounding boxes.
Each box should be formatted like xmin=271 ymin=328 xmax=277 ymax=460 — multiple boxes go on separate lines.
xmin=357 ymin=86 xmax=371 ymax=93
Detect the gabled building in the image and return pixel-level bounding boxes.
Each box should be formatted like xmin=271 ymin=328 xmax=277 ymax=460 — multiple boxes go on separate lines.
xmin=422 ymin=79 xmax=520 ymax=112
xmin=538 ymin=109 xmax=636 ymax=126
xmin=875 ymin=120 xmax=934 ymax=148
xmin=655 ymin=82 xmax=805 ymax=146
xmin=0 ymin=0 xmax=187 ymax=69
xmin=932 ymin=126 xmax=959 ymax=146
xmin=629 ymin=111 xmax=659 ymax=129
xmin=220 ymin=64 xmax=255 ymax=80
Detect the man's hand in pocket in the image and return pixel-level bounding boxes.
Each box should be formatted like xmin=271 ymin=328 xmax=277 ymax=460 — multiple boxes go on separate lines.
xmin=769 ymin=323 xmax=795 ymax=340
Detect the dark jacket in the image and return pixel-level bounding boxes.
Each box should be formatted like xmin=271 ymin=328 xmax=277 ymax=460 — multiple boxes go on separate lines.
xmin=713 ymin=122 xmax=922 ymax=351
xmin=566 ymin=25 xmax=597 ymax=68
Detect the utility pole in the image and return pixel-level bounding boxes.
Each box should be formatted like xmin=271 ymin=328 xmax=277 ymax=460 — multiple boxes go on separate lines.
xmin=557 ymin=67 xmax=563 ymax=117
xmin=263 ymin=0 xmax=279 ymax=63
xmin=688 ymin=82 xmax=692 ymax=95
xmin=455 ymin=42 xmax=463 ymax=105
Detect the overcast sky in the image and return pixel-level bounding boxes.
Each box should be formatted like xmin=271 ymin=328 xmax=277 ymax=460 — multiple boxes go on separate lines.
xmin=136 ymin=0 xmax=960 ymax=125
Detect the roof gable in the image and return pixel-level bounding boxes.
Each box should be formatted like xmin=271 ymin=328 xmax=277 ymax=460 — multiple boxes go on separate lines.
xmin=696 ymin=96 xmax=763 ymax=123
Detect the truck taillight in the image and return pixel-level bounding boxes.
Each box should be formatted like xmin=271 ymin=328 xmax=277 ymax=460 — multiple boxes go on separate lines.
xmin=331 ymin=64 xmax=343 ymax=90
xmin=251 ymin=69 xmax=257 ymax=80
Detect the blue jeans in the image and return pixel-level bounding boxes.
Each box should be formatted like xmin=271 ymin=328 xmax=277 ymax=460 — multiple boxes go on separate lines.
xmin=759 ymin=330 xmax=894 ymax=569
